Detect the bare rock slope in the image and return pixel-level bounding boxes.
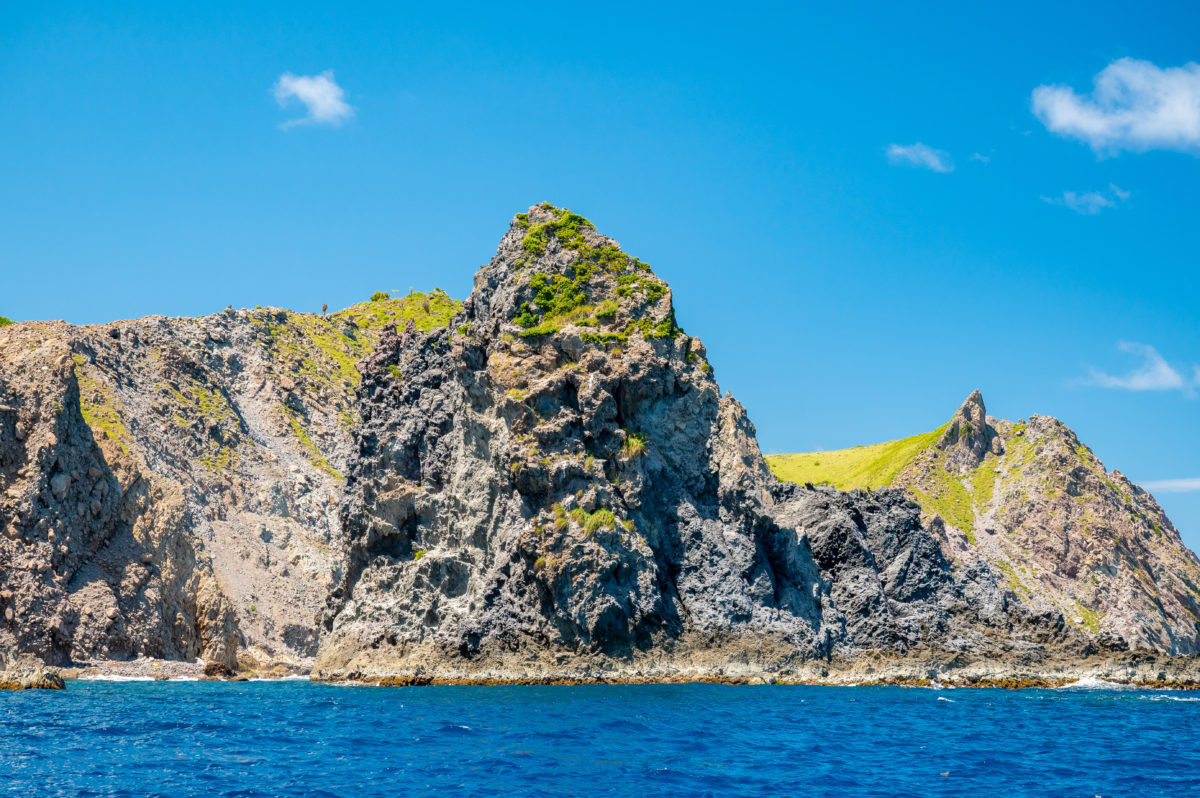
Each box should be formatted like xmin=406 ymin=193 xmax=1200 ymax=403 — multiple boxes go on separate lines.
xmin=767 ymin=391 xmax=1200 ymax=657
xmin=3 ymin=204 xmax=1199 ymax=685
xmin=0 ymin=291 xmax=458 ymax=671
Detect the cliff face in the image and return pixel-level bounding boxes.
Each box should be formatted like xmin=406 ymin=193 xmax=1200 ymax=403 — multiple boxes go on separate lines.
xmin=3 ymin=204 xmax=1198 ymax=683
xmin=768 ymin=391 xmax=1200 ymax=656
xmin=0 ymin=292 xmax=457 ymax=669
xmin=309 ymin=204 xmax=1127 ymax=681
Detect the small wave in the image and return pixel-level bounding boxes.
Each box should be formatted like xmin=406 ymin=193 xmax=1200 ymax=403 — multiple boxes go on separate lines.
xmin=1054 ymin=677 xmax=1134 ymax=691
xmin=1140 ymin=695 xmax=1200 ymax=702
xmin=937 ymin=697 xmax=954 ymax=702
xmin=78 ymin=674 xmax=157 ymax=682
xmin=250 ymin=675 xmax=311 ymax=682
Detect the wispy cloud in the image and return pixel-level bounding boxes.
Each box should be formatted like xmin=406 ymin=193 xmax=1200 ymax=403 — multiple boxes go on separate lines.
xmin=970 ymin=152 xmax=991 ymax=165
xmin=1042 ymin=183 xmax=1129 ymax=215
xmin=1032 ymin=58 xmax=1200 ymax=155
xmin=273 ymin=70 xmax=353 ymax=128
xmin=1141 ymin=478 xmax=1200 ymax=494
xmin=1082 ymin=341 xmax=1198 ymax=395
xmin=886 ymin=142 xmax=954 ymax=172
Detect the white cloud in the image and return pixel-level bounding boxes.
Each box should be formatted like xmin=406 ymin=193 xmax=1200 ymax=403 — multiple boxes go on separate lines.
xmin=1042 ymin=183 xmax=1129 ymax=215
xmin=886 ymin=143 xmax=954 ymax=172
xmin=1032 ymin=58 xmax=1200 ymax=154
xmin=970 ymin=152 xmax=991 ymax=164
xmin=1140 ymin=478 xmax=1200 ymax=494
xmin=273 ymin=70 xmax=353 ymax=127
xmin=1083 ymin=341 xmax=1196 ymax=395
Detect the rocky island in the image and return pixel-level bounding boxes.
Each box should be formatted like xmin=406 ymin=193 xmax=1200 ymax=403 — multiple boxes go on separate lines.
xmin=2 ymin=204 xmax=1198 ymax=688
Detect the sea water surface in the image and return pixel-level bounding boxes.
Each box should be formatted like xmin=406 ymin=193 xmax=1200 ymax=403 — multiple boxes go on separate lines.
xmin=2 ymin=680 xmax=1198 ymax=797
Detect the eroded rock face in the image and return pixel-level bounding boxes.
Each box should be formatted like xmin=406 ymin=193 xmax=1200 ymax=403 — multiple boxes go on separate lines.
xmin=0 ymin=653 xmax=64 ymax=689
xmin=896 ymin=393 xmax=1200 ymax=654
xmin=310 ymin=205 xmax=1096 ymax=680
xmin=0 ymin=293 xmax=458 ymax=670
xmin=2 ymin=205 xmax=1197 ymax=682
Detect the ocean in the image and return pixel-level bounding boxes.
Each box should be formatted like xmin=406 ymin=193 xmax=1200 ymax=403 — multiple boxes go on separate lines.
xmin=2 ymin=680 xmax=1197 ymax=797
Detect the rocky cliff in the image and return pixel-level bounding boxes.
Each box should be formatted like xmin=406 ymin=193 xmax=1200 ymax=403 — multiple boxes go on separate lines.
xmin=767 ymin=391 xmax=1200 ymax=656
xmin=3 ymin=204 xmax=1199 ymax=686
xmin=0 ymin=290 xmax=457 ymax=672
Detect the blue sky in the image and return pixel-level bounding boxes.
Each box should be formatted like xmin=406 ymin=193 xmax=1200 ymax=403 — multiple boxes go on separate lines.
xmin=3 ymin=2 xmax=1199 ymax=547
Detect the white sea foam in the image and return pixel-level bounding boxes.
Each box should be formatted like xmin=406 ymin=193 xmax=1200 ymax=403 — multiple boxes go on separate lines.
xmin=78 ymin=674 xmax=156 ymax=682
xmin=937 ymin=696 xmax=955 ymax=702
xmin=1054 ymin=677 xmax=1134 ymax=690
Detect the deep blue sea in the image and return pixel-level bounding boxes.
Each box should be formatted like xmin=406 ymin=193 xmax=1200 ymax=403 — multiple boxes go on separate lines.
xmin=2 ymin=680 xmax=1199 ymax=797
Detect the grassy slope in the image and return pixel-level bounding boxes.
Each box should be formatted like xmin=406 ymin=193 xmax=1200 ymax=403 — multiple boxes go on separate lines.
xmin=765 ymin=423 xmax=948 ymax=491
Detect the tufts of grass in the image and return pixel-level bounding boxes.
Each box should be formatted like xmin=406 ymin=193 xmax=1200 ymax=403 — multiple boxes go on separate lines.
xmin=510 ymin=204 xmax=677 ymax=341
xmin=583 ymin=508 xmax=617 ymax=536
xmin=369 ymin=291 xmax=390 ymax=302
xmin=1075 ymin=601 xmax=1105 ymax=633
xmin=0 ymin=316 xmax=13 ymax=328
xmin=620 ymin=431 xmax=646 ymax=459
xmin=521 ymin=209 xmax=593 ymax=255
xmin=766 ymin=423 xmax=949 ymax=491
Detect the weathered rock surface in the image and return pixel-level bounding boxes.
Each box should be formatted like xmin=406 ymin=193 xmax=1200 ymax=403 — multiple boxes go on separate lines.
xmin=0 ymin=653 xmax=64 ymax=689
xmin=0 ymin=291 xmax=458 ymax=671
xmin=3 ymin=204 xmax=1199 ymax=684
xmin=768 ymin=390 xmax=1200 ymax=658
xmin=901 ymin=392 xmax=1200 ymax=654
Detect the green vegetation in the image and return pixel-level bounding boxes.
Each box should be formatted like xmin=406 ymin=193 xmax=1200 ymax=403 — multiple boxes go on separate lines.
xmin=334 ymin=289 xmax=459 ymax=335
xmin=369 ymin=290 xmax=390 ymax=302
xmin=521 ymin=210 xmax=593 ymax=255
xmin=582 ymin=508 xmax=617 ymax=536
xmin=385 ymin=364 xmax=403 ymax=381
xmin=413 ymin=549 xmax=428 ymax=560
xmin=250 ymin=291 xmax=460 ymax=401
xmin=0 ymin=316 xmax=13 ymax=327
xmin=1075 ymin=601 xmax=1105 ymax=633
xmin=284 ymin=407 xmax=342 ymax=480
xmin=562 ymin=505 xmax=618 ymax=535
xmin=970 ymin=462 xmax=999 ymax=508
xmin=512 ymin=204 xmax=678 ymax=342
xmin=158 ymin=372 xmax=241 ymax=473
xmin=72 ymin=355 xmax=132 ymax=456
xmin=620 ymin=431 xmax=646 ymax=459
xmin=912 ymin=468 xmax=977 ymax=542
xmin=765 ymin=424 xmax=948 ymax=490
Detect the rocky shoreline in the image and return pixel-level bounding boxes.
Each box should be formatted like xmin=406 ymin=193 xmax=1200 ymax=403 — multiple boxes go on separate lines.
xmin=9 ymin=650 xmax=1199 ymax=691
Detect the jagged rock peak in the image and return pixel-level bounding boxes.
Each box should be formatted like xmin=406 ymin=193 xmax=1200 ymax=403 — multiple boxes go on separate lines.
xmin=938 ymin=389 xmax=1002 ymax=470
xmin=463 ymin=203 xmax=680 ymax=345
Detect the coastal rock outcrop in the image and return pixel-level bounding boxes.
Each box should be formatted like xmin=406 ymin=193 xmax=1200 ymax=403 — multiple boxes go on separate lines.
xmin=3 ymin=203 xmax=1199 ymax=684
xmin=767 ymin=391 xmax=1200 ymax=656
xmin=309 ymin=205 xmax=1145 ymax=681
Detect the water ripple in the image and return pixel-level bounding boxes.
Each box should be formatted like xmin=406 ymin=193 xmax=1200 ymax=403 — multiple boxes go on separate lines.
xmin=2 ymin=682 xmax=1199 ymax=797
